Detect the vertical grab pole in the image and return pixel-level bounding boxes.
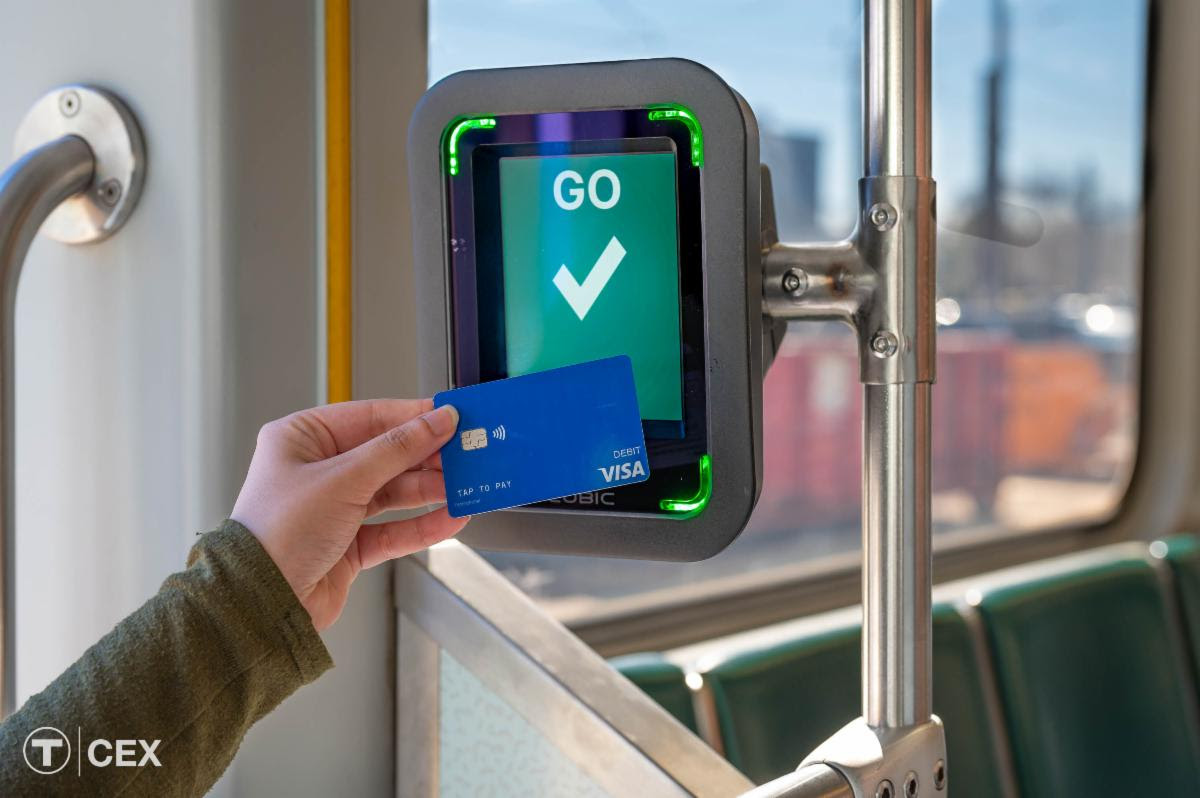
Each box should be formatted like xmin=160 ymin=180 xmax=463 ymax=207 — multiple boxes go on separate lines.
xmin=757 ymin=1 xmax=942 ymax=792
xmin=861 ymin=0 xmax=934 ymax=730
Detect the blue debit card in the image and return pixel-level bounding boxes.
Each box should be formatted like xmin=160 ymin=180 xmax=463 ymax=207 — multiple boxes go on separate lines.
xmin=434 ymin=355 xmax=650 ymax=517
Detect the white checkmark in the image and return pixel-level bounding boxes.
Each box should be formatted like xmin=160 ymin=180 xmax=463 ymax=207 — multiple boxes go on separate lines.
xmin=552 ymin=236 xmax=627 ymax=320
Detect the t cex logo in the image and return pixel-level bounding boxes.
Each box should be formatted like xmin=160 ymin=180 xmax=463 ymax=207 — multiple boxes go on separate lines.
xmin=23 ymin=726 xmax=161 ymax=774
xmin=23 ymin=727 xmax=70 ymax=775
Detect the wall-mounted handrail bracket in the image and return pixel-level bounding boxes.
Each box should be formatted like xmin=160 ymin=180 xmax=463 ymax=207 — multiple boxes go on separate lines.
xmin=0 ymin=84 xmax=146 ymax=717
xmin=13 ymin=86 xmax=145 ymax=244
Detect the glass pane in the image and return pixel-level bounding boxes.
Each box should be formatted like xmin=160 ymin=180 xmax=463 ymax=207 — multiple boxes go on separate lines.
xmin=440 ymin=651 xmax=612 ymax=796
xmin=428 ymin=0 xmax=1146 ymax=616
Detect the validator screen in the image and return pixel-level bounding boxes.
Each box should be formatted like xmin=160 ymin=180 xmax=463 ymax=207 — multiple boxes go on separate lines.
xmin=498 ymin=150 xmax=684 ymax=423
xmin=447 ymin=108 xmax=709 ymax=501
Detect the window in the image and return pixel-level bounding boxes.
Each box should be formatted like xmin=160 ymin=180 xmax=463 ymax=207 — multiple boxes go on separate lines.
xmin=429 ymin=0 xmax=1147 ymax=619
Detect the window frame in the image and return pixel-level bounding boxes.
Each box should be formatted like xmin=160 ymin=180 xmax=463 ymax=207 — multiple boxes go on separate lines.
xmin=415 ymin=0 xmax=1190 ymax=657
xmin=562 ymin=0 xmax=1183 ymax=656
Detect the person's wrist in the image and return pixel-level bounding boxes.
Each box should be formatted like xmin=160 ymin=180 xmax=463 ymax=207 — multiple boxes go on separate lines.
xmin=233 ymin=513 xmax=307 ymax=603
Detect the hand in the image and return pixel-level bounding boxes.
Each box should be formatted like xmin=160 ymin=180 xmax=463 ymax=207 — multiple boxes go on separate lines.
xmin=231 ymin=398 xmax=468 ymax=630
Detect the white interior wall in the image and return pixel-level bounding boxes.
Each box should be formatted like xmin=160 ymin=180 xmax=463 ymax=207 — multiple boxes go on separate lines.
xmin=0 ymin=1 xmax=395 ymax=795
xmin=3 ymin=0 xmax=231 ymax=707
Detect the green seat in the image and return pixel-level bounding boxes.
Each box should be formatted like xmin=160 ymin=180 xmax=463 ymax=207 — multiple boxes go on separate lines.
xmin=610 ymin=652 xmax=698 ymax=733
xmin=976 ymin=553 xmax=1200 ymax=797
xmin=700 ymin=605 xmax=1009 ymax=795
xmin=1161 ymin=533 xmax=1200 ymax=684
xmin=704 ymin=618 xmax=856 ymax=783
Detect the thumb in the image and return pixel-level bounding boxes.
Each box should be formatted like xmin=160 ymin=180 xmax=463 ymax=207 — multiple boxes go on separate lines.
xmin=337 ymin=404 xmax=459 ymax=491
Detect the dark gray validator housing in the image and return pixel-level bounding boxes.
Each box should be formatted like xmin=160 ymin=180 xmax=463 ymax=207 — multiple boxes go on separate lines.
xmin=408 ymin=58 xmax=763 ymax=560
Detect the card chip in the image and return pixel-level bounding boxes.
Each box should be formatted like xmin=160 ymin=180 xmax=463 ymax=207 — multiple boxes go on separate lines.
xmin=461 ymin=428 xmax=488 ymax=451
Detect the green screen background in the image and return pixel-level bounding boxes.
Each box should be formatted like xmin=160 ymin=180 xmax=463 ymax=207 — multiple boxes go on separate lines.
xmin=499 ymin=152 xmax=684 ymax=421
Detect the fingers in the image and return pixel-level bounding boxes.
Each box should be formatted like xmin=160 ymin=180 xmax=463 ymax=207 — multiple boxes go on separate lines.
xmin=354 ymin=507 xmax=469 ymax=570
xmin=335 ymin=404 xmax=459 ymax=491
xmin=303 ymin=398 xmax=434 ymax=455
xmin=365 ymin=468 xmax=446 ymax=517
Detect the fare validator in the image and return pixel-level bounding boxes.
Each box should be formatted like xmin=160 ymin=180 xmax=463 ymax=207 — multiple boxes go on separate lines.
xmin=409 ymin=58 xmax=764 ymax=560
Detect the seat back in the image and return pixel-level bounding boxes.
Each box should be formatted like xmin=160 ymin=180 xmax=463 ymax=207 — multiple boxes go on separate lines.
xmin=610 ymin=652 xmax=698 ymax=733
xmin=1163 ymin=534 xmax=1200 ymax=684
xmin=703 ymin=619 xmax=857 ymax=782
xmin=608 ymin=540 xmax=1200 ymax=796
xmin=697 ymin=605 xmax=1011 ymax=795
xmin=976 ymin=551 xmax=1200 ymax=797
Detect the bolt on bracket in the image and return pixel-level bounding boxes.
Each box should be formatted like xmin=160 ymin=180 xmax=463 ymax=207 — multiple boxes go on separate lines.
xmin=761 ymin=167 xmax=936 ymax=387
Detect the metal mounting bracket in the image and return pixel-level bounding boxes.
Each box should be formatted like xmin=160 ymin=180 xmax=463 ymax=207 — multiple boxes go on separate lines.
xmin=800 ymin=717 xmax=947 ymax=798
xmin=761 ymin=169 xmax=936 ymax=387
xmin=12 ymin=85 xmax=145 ymax=244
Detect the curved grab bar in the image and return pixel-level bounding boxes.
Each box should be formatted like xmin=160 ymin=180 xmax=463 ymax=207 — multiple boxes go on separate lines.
xmin=0 ymin=86 xmax=144 ymax=717
xmin=0 ymin=136 xmax=94 ymax=717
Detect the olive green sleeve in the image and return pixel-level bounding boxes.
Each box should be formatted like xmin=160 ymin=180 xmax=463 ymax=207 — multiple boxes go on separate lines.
xmin=0 ymin=519 xmax=333 ymax=797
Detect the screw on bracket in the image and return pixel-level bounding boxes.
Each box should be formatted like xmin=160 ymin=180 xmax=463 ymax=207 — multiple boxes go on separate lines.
xmin=868 ymin=201 xmax=897 ymax=231
xmin=870 ymin=330 xmax=899 ymax=358
xmin=904 ymin=771 xmax=919 ymax=797
xmin=782 ymin=268 xmax=808 ymax=297
xmin=876 ymin=779 xmax=895 ymax=798
xmin=58 ymin=90 xmax=80 ymax=118
xmin=98 ymin=179 xmax=122 ymax=207
xmin=933 ymin=760 xmax=946 ymax=791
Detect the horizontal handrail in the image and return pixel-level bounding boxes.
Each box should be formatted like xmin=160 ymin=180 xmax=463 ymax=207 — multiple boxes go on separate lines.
xmin=739 ymin=764 xmax=854 ymax=798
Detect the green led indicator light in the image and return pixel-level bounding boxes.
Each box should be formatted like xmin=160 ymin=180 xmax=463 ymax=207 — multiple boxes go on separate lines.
xmin=659 ymin=454 xmax=712 ymax=518
xmin=647 ymin=104 xmax=704 ymax=168
xmin=444 ymin=116 xmax=497 ymax=176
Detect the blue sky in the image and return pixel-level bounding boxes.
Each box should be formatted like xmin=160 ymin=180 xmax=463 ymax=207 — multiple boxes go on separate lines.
xmin=429 ymin=0 xmax=1146 ymax=235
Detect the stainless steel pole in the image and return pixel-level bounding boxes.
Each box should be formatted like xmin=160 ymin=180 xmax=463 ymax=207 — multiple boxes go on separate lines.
xmin=862 ymin=383 xmax=932 ymax=727
xmin=864 ymin=0 xmax=931 ymax=177
xmin=861 ymin=0 xmax=934 ymax=729
xmin=0 ymin=136 xmax=94 ymax=715
xmin=758 ymin=2 xmax=941 ymax=791
xmin=740 ymin=764 xmax=854 ymax=798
